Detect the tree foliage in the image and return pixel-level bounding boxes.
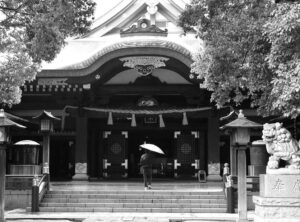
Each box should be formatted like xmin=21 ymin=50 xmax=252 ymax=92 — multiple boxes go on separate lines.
xmin=179 ymin=0 xmax=300 ymax=118
xmin=0 ymin=0 xmax=95 ymax=106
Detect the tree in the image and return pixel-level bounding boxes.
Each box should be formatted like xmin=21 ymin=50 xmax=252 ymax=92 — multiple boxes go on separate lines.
xmin=0 ymin=0 xmax=95 ymax=106
xmin=179 ymin=0 xmax=300 ymax=118
xmin=264 ymin=2 xmax=300 ymax=118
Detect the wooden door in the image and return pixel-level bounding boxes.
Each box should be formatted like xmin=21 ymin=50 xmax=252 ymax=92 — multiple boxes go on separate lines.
xmin=103 ymin=131 xmax=128 ymax=178
xmin=174 ymin=131 xmax=199 ymax=178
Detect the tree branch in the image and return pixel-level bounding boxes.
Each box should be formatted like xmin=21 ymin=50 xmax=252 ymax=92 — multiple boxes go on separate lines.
xmin=0 ymin=0 xmax=32 ymax=14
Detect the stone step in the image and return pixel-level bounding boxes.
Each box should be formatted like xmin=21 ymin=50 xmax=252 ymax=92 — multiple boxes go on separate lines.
xmin=38 ymin=184 xmax=226 ymax=213
xmin=36 ymin=207 xmax=227 ymax=213
xmin=47 ymin=190 xmax=223 ymax=195
xmin=44 ymin=194 xmax=224 ymax=199
xmin=42 ymin=198 xmax=226 ymax=204
xmin=40 ymin=202 xmax=227 ymax=208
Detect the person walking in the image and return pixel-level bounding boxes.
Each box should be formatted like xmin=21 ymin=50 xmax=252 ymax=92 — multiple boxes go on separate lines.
xmin=139 ymin=149 xmax=153 ymax=191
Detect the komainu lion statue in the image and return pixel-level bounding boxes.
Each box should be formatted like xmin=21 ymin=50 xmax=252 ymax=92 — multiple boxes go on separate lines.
xmin=262 ymin=122 xmax=300 ymax=174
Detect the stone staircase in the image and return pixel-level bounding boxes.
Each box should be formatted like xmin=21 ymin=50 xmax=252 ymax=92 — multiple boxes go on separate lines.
xmin=35 ymin=188 xmax=227 ymax=213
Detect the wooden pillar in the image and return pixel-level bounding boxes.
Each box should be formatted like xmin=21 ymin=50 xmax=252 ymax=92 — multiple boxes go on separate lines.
xmin=230 ymin=134 xmax=237 ymax=176
xmin=88 ymin=129 xmax=99 ymax=178
xmin=199 ymin=131 xmax=206 ymax=171
xmin=73 ymin=115 xmax=88 ymax=180
xmin=0 ymin=144 xmax=6 ymax=222
xmin=207 ymin=115 xmax=221 ymax=181
xmin=237 ymin=145 xmax=248 ymax=222
xmin=98 ymin=131 xmax=104 ymax=178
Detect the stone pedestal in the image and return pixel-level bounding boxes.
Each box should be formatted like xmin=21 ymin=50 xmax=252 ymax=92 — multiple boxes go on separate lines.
xmin=207 ymin=162 xmax=222 ymax=181
xmin=72 ymin=162 xmax=88 ymax=180
xmin=253 ymin=174 xmax=300 ymax=222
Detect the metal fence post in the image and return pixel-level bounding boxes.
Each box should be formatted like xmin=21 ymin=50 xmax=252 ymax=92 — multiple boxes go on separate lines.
xmin=31 ymin=175 xmax=39 ymax=212
xmin=43 ymin=162 xmax=50 ymax=190
xmin=226 ymin=175 xmax=234 ymax=213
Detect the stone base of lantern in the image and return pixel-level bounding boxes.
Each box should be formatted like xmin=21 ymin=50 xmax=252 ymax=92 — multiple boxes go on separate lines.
xmin=253 ymin=174 xmax=300 ymax=222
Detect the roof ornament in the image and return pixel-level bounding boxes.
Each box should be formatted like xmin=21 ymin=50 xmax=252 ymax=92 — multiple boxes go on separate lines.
xmin=238 ymin=109 xmax=245 ymax=118
xmin=147 ymin=0 xmax=159 ymax=15
xmin=120 ymin=18 xmax=168 ymax=37
xmin=120 ymin=56 xmax=169 ymax=76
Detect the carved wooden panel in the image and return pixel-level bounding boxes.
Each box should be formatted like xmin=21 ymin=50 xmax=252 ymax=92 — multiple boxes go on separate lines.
xmin=103 ymin=132 xmax=127 ymax=178
xmin=175 ymin=132 xmax=196 ymax=177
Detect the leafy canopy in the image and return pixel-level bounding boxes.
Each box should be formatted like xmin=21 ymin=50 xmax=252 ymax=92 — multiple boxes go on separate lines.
xmin=179 ymin=0 xmax=300 ymax=118
xmin=0 ymin=0 xmax=95 ymax=106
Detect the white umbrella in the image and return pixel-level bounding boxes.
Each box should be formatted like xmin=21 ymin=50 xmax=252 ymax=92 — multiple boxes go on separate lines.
xmin=139 ymin=143 xmax=164 ymax=154
xmin=14 ymin=140 xmax=40 ymax=146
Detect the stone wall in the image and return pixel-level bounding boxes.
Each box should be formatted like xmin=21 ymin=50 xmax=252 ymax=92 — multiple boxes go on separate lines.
xmin=5 ymin=190 xmax=31 ymax=210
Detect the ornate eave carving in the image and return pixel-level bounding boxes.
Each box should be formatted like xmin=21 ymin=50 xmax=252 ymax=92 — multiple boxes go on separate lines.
xmin=120 ymin=19 xmax=168 ymax=37
xmin=38 ymin=78 xmax=68 ymax=86
xmin=120 ymin=56 xmax=169 ymax=76
xmin=146 ymin=0 xmax=159 ymax=15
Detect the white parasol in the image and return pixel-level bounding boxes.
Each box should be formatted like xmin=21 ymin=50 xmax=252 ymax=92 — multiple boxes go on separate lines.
xmin=139 ymin=143 xmax=164 ymax=154
xmin=14 ymin=140 xmax=40 ymax=146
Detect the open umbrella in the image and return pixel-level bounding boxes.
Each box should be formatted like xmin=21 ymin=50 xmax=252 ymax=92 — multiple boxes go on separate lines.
xmin=139 ymin=143 xmax=164 ymax=154
xmin=14 ymin=140 xmax=40 ymax=146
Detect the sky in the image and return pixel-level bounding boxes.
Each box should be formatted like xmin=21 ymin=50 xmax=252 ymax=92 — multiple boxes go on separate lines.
xmin=93 ymin=0 xmax=191 ymax=18
xmin=93 ymin=0 xmax=123 ymax=17
xmin=0 ymin=1 xmax=191 ymax=22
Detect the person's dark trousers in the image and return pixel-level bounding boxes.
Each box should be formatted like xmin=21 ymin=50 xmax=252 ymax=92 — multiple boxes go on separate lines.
xmin=143 ymin=167 xmax=152 ymax=187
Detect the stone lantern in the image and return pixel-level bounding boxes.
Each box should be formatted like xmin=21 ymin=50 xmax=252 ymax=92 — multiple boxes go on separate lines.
xmin=223 ymin=110 xmax=263 ymax=175
xmin=33 ymin=110 xmax=60 ymax=175
xmin=0 ymin=109 xmax=25 ymax=222
xmin=223 ymin=110 xmax=262 ymax=222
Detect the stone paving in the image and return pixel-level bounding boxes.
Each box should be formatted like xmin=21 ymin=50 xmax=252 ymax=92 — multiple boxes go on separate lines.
xmin=5 ymin=210 xmax=255 ymax=222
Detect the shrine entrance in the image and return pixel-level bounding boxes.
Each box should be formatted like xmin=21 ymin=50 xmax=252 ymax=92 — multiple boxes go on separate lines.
xmin=128 ymin=130 xmax=174 ymax=178
xmin=99 ymin=127 xmax=205 ymax=179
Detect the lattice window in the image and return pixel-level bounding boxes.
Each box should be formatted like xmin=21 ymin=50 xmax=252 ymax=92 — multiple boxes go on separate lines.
xmin=107 ymin=134 xmax=126 ymax=163
xmin=110 ymin=143 xmax=122 ymax=154
xmin=177 ymin=135 xmax=195 ymax=164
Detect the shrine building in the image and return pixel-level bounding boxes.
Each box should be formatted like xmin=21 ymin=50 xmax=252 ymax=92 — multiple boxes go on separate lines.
xmin=9 ymin=0 xmax=234 ymax=181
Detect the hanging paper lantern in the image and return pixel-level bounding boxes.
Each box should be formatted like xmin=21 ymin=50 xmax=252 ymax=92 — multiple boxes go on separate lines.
xmin=159 ymin=114 xmax=165 ymax=128
xmin=107 ymin=112 xmax=113 ymax=125
xmin=131 ymin=113 xmax=137 ymax=127
xmin=182 ymin=112 xmax=188 ymax=125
